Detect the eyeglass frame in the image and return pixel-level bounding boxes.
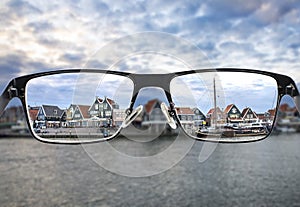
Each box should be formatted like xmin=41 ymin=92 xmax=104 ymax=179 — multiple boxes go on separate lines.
xmin=0 ymin=68 xmax=299 ymax=144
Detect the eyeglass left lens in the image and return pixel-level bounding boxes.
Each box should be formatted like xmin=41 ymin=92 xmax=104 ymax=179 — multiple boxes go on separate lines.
xmin=25 ymin=72 xmax=134 ymax=143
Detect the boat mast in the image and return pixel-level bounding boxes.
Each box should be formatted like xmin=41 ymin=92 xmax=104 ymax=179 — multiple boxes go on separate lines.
xmin=213 ymin=76 xmax=217 ymax=128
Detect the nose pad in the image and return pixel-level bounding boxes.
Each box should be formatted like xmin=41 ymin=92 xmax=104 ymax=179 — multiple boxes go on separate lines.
xmin=294 ymin=96 xmax=300 ymax=112
xmin=161 ymin=102 xmax=177 ymax=129
xmin=121 ymin=105 xmax=144 ymax=128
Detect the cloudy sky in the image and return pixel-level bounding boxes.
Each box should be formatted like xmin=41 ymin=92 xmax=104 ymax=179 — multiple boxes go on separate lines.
xmin=1 ymin=0 xmax=300 ymax=105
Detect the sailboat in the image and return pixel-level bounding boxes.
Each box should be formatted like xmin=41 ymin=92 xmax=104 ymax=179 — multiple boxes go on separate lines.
xmin=196 ymin=77 xmax=225 ymax=138
xmin=195 ymin=77 xmax=269 ymax=139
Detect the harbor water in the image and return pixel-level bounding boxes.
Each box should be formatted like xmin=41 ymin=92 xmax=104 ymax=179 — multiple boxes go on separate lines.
xmin=0 ymin=133 xmax=299 ymax=207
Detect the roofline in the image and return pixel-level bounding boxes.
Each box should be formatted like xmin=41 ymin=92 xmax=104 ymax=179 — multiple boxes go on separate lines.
xmin=75 ymin=105 xmax=84 ymax=119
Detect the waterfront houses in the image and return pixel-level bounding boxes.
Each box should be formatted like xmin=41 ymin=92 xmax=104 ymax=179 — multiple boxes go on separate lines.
xmin=241 ymin=107 xmax=259 ymax=123
xmin=206 ymin=107 xmax=226 ymax=126
xmin=36 ymin=105 xmax=66 ymax=128
xmin=137 ymin=99 xmax=207 ymax=133
xmin=88 ymin=96 xmax=119 ymax=126
xmin=175 ymin=107 xmax=195 ymax=133
xmin=206 ymin=104 xmax=276 ymax=127
xmin=65 ymin=97 xmax=122 ymax=128
xmin=27 ymin=96 xmax=278 ymax=131
xmin=141 ymin=99 xmax=166 ymax=133
xmin=0 ymin=99 xmax=291 ymax=134
xmin=112 ymin=109 xmax=127 ymax=127
xmin=67 ymin=105 xmax=90 ymax=127
xmin=66 ymin=104 xmax=77 ymax=122
xmin=224 ymin=104 xmax=243 ymax=123
xmin=143 ymin=99 xmax=164 ymax=123
xmin=28 ymin=106 xmax=40 ymax=126
xmin=28 ymin=96 xmax=124 ymax=129
xmin=192 ymin=108 xmax=206 ymax=126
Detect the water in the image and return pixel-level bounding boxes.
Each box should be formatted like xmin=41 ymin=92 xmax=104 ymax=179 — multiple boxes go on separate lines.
xmin=0 ymin=133 xmax=299 ymax=207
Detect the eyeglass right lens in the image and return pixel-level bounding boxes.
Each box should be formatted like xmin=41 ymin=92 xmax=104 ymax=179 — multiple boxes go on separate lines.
xmin=26 ymin=72 xmax=134 ymax=143
xmin=170 ymin=71 xmax=278 ymax=142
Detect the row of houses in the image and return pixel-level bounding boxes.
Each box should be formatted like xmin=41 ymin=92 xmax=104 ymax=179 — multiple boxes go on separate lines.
xmin=131 ymin=100 xmax=276 ymax=133
xmin=28 ymin=95 xmax=276 ymax=133
xmin=206 ymin=104 xmax=276 ymax=125
xmin=139 ymin=100 xmax=275 ymax=124
xmin=1 ymin=99 xmax=299 ymax=136
xmin=29 ymin=96 xmax=125 ymax=128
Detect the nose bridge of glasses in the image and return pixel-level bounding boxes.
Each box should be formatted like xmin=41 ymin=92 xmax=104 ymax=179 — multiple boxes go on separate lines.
xmin=123 ymin=74 xmax=178 ymax=130
xmin=130 ymin=73 xmax=174 ymax=106
xmin=130 ymin=74 xmax=173 ymax=91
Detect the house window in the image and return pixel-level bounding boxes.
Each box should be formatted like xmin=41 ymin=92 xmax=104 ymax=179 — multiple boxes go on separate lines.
xmin=54 ymin=110 xmax=58 ymax=115
xmin=104 ymin=103 xmax=108 ymax=109
xmin=90 ymin=111 xmax=97 ymax=115
xmin=95 ymin=104 xmax=98 ymax=110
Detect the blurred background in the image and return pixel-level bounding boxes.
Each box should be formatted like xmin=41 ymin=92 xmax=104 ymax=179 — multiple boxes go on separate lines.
xmin=1 ymin=0 xmax=300 ymax=206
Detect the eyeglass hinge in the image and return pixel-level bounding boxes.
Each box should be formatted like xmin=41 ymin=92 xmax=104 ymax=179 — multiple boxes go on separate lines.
xmin=7 ymin=80 xmax=18 ymax=99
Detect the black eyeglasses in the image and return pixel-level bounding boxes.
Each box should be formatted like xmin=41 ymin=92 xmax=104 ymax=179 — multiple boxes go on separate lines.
xmin=0 ymin=68 xmax=299 ymax=144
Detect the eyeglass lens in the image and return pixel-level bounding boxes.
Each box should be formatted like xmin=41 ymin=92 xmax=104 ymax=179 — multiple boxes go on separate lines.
xmin=26 ymin=72 xmax=134 ymax=142
xmin=171 ymin=71 xmax=278 ymax=141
